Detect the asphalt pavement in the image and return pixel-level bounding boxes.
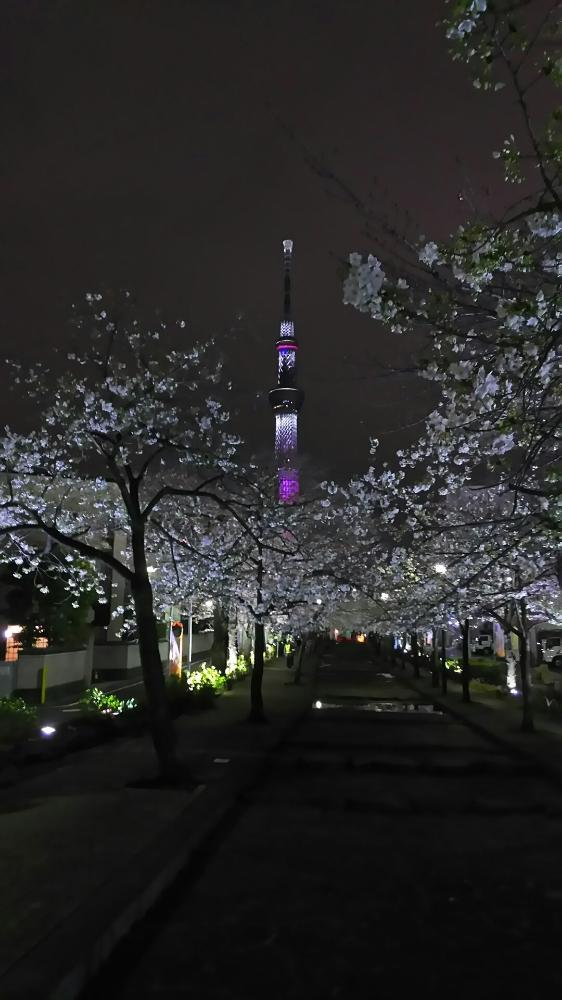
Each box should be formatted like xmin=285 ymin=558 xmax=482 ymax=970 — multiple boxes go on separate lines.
xmin=82 ymin=643 xmax=562 ymax=999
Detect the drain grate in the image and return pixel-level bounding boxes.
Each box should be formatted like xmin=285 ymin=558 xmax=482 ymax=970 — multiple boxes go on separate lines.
xmin=312 ymin=699 xmax=444 ymax=714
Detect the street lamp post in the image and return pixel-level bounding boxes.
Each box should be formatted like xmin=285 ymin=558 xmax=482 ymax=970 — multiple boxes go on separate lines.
xmin=440 ymin=626 xmax=447 ymax=696
xmin=187 ymin=597 xmax=193 ymax=668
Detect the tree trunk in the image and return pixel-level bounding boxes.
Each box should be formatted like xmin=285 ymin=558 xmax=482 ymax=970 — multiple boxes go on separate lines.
xmin=411 ymin=630 xmax=420 ymax=679
xmin=440 ymin=627 xmax=447 ymax=696
xmin=513 ymin=594 xmax=534 ymax=733
xmin=249 ymin=619 xmax=266 ymax=722
xmin=461 ymin=618 xmax=471 ymax=703
xmin=131 ymin=525 xmax=183 ymax=783
xmin=431 ymin=627 xmax=439 ymax=687
xmin=248 ymin=544 xmax=266 ymax=722
xmin=210 ymin=600 xmax=228 ymax=674
xmin=132 ymin=574 xmax=182 ymax=782
xmin=519 ymin=627 xmax=534 ymax=733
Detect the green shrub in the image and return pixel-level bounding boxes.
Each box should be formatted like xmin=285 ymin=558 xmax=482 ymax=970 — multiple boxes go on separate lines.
xmin=469 ymin=660 xmax=506 ymax=685
xmin=79 ymin=687 xmax=138 ymax=715
xmin=445 ymin=658 xmax=462 ymax=674
xmin=225 ymin=659 xmax=250 ymax=682
xmin=0 ymin=696 xmax=38 ymax=743
xmin=446 ymin=658 xmax=506 ymax=686
xmin=186 ymin=664 xmax=226 ymax=695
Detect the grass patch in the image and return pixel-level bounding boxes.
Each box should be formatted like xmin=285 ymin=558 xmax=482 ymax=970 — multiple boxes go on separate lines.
xmin=0 ymin=696 xmax=38 ymax=744
xmin=446 ymin=658 xmax=507 ymax=686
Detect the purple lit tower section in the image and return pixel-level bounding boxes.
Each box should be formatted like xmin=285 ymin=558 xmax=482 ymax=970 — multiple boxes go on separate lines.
xmin=268 ymin=239 xmax=304 ymax=502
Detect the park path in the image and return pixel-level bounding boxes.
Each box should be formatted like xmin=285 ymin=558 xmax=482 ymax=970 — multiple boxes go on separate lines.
xmin=85 ymin=643 xmax=562 ymax=999
xmin=0 ymin=658 xmax=312 ymax=1000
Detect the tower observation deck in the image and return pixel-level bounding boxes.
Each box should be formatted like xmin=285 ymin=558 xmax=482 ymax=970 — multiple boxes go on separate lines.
xmin=268 ymin=239 xmax=304 ymax=502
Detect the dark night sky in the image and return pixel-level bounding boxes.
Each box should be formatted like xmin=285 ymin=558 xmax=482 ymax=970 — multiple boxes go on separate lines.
xmin=3 ymin=0 xmax=517 ymax=478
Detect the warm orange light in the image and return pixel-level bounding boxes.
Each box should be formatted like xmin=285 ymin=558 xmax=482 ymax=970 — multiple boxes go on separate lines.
xmin=356 ymin=633 xmax=366 ymax=643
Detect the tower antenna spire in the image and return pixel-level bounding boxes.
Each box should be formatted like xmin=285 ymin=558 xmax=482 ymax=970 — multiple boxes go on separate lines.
xmin=283 ymin=238 xmax=293 ymax=320
xmin=269 ymin=239 xmax=304 ymax=503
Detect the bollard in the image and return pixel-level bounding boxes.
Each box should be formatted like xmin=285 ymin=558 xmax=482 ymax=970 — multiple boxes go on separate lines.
xmin=40 ymin=665 xmax=48 ymax=705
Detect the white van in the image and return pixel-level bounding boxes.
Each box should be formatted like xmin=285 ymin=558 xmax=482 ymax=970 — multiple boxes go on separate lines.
xmin=542 ymin=636 xmax=562 ymax=664
xmin=470 ymin=631 xmax=493 ymax=656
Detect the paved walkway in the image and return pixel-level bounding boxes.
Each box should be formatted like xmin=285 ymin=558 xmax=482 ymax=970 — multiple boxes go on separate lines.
xmin=0 ymin=658 xmax=312 ymax=1000
xmin=84 ymin=646 xmax=562 ymax=999
xmin=399 ymin=660 xmax=562 ymax=784
xmin=7 ymin=646 xmax=562 ymax=999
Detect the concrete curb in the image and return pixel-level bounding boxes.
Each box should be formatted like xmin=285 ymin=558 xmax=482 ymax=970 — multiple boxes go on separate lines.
xmin=406 ymin=673 xmax=562 ymax=790
xmin=0 ymin=693 xmax=312 ymax=1000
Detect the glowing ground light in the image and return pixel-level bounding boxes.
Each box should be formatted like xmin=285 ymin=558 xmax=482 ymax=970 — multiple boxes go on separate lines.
xmin=314 ymin=700 xmax=323 ymax=709
xmin=40 ymin=725 xmax=56 ymax=737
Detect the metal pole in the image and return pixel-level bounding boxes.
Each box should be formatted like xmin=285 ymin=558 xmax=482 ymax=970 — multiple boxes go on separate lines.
xmin=188 ymin=597 xmax=193 ymax=667
xmin=441 ymin=627 xmax=447 ymax=695
xmin=40 ymin=666 xmax=48 ymax=705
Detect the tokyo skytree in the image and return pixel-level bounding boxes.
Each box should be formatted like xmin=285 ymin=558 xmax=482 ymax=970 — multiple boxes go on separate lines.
xmin=268 ymin=239 xmax=304 ymax=502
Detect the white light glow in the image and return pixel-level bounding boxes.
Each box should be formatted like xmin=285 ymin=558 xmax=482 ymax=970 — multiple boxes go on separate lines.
xmin=381 ymin=592 xmax=389 ymax=602
xmin=314 ymin=700 xmax=322 ymax=710
xmin=5 ymin=625 xmax=23 ymax=638
xmin=316 ymin=598 xmax=322 ymax=605
xmin=434 ymin=563 xmax=447 ymax=575
xmin=40 ymin=725 xmax=56 ymax=737
xmin=283 ymin=239 xmax=293 ymax=254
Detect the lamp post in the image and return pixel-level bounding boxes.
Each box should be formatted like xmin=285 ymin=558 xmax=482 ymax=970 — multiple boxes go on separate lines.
xmin=434 ymin=563 xmax=448 ymax=695
xmin=440 ymin=625 xmax=447 ymax=695
xmin=187 ymin=597 xmax=193 ymax=668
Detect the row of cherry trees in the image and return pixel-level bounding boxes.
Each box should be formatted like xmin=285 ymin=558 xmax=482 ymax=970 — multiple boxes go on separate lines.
xmin=324 ymin=0 xmax=561 ymax=731
xmin=0 ymin=293 xmax=351 ymax=781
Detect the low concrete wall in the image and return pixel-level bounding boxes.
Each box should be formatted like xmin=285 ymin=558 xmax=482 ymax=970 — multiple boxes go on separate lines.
xmin=93 ymin=632 xmax=214 ymax=680
xmin=15 ymin=648 xmax=88 ymax=695
xmin=94 ymin=642 xmax=141 ymax=676
xmin=188 ymin=633 xmax=213 ymax=661
xmin=0 ymin=662 xmax=15 ymax=698
xmin=94 ymin=639 xmax=175 ymax=679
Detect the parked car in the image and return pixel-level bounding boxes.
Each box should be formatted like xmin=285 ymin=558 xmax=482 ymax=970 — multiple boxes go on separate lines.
xmin=470 ymin=631 xmax=493 ymax=656
xmin=542 ymin=636 xmax=562 ymax=664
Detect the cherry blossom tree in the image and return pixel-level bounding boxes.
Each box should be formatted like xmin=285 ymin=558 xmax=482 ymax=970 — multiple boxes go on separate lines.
xmin=343 ymin=0 xmax=560 ymax=536
xmin=171 ymin=467 xmax=337 ymax=720
xmin=0 ymin=292 xmax=240 ymax=783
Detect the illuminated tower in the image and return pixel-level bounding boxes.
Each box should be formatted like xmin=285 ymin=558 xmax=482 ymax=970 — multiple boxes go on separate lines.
xmin=268 ymin=239 xmax=304 ymax=502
